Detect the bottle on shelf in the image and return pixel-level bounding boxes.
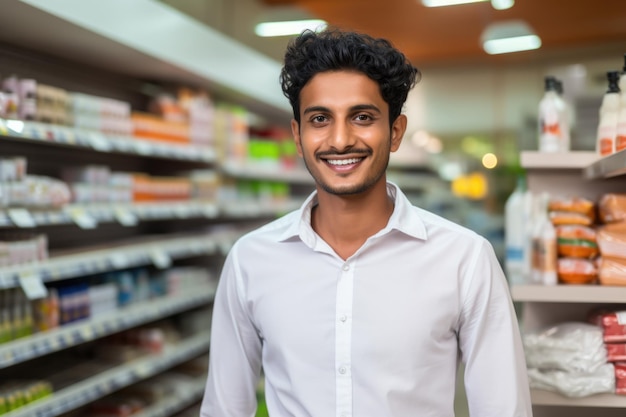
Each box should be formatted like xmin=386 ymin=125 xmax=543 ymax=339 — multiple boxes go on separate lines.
xmin=531 ymin=192 xmax=557 ymax=285
xmin=504 ymin=175 xmax=529 ymax=285
xmin=555 ymin=79 xmax=571 ymax=152
xmin=538 ymin=76 xmax=568 ymax=153
xmin=596 ymin=70 xmax=621 ymax=157
xmin=615 ymin=54 xmax=626 ymax=153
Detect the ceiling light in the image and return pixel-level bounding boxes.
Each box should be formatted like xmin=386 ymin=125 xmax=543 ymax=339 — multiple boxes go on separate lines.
xmin=490 ymin=0 xmax=514 ymax=10
xmin=255 ymin=19 xmax=327 ymax=37
xmin=422 ymin=0 xmax=487 ymax=7
xmin=481 ymin=20 xmax=541 ymax=54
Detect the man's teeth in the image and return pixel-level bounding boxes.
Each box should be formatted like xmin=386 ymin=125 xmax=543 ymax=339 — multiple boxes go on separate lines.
xmin=327 ymin=158 xmax=362 ymax=166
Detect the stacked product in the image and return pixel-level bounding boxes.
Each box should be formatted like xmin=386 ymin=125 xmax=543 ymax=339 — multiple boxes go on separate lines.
xmin=589 ymin=309 xmax=626 ymax=394
xmin=524 ymin=321 xmax=614 ymax=397
xmin=596 ymin=193 xmax=626 ymax=285
xmin=549 ymin=196 xmax=599 ymax=284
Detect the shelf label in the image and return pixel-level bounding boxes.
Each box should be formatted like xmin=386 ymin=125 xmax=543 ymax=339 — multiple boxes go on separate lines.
xmin=88 ymin=132 xmax=113 ymax=152
xmin=114 ymin=206 xmax=138 ymax=227
xmin=150 ymin=249 xmax=171 ymax=269
xmin=19 ymin=271 xmax=48 ymax=300
xmin=69 ymin=207 xmax=98 ymax=229
xmin=110 ymin=252 xmax=130 ymax=269
xmin=8 ymin=208 xmax=36 ymax=228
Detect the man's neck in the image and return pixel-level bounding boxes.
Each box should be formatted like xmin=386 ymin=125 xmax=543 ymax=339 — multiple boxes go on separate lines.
xmin=311 ymin=181 xmax=394 ymax=260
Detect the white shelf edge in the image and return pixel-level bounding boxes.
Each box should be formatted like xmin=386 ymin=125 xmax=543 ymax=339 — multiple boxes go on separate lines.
xmin=0 ymin=201 xmax=219 ymax=229
xmin=531 ymin=389 xmax=626 ymax=408
xmin=133 ymin=377 xmax=205 ymax=417
xmin=521 ymin=151 xmax=600 ymax=170
xmin=0 ymin=119 xmax=216 ymax=163
xmin=221 ymin=161 xmax=313 ymax=185
xmin=0 ymin=286 xmax=216 ymax=369
xmin=0 ymin=234 xmax=225 ymax=289
xmin=583 ymin=148 xmax=626 ymax=179
xmin=5 ymin=333 xmax=210 ymax=417
xmin=511 ymin=284 xmax=626 ymax=303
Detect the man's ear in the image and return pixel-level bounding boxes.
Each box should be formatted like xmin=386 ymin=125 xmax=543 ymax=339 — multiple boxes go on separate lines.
xmin=291 ymin=119 xmax=303 ymax=157
xmin=390 ymin=114 xmax=407 ymax=152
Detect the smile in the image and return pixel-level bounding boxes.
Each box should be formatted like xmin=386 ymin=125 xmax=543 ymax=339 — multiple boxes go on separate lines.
xmin=326 ymin=158 xmax=363 ymax=166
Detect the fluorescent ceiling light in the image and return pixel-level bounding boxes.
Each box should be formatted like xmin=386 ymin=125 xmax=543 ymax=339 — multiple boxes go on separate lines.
xmin=255 ymin=19 xmax=327 ymax=37
xmin=422 ymin=0 xmax=487 ymax=7
xmin=490 ymin=0 xmax=514 ymax=10
xmin=481 ymin=20 xmax=541 ymax=54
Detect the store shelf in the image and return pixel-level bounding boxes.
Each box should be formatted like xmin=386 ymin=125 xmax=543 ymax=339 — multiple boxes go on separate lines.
xmin=222 ymin=161 xmax=312 ymax=185
xmin=0 ymin=232 xmax=241 ymax=290
xmin=531 ymin=389 xmax=626 ymax=408
xmin=0 ymin=119 xmax=216 ymax=163
xmin=133 ymin=377 xmax=206 ymax=417
xmin=511 ymin=284 xmax=626 ymax=303
xmin=583 ymin=149 xmax=626 ymax=180
xmin=219 ymin=198 xmax=303 ymax=218
xmin=521 ymin=151 xmax=599 ymax=170
xmin=0 ymin=201 xmax=220 ymax=229
xmin=0 ymin=286 xmax=216 ymax=369
xmin=4 ymin=333 xmax=211 ymax=417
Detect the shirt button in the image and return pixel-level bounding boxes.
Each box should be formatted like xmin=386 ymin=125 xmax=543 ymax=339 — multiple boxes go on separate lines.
xmin=342 ymin=264 xmax=350 ymax=271
xmin=338 ymin=366 xmax=347 ymax=374
xmin=339 ymin=314 xmax=347 ymax=322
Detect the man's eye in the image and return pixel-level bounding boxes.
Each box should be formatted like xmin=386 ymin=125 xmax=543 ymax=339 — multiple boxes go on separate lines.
xmin=355 ymin=114 xmax=372 ymax=121
xmin=312 ymin=115 xmax=327 ymax=123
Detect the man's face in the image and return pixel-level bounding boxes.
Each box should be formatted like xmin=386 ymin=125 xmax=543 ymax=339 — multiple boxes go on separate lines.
xmin=291 ymin=70 xmax=406 ymax=196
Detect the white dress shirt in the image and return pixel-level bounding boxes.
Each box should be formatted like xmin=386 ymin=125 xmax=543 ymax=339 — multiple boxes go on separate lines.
xmin=201 ymin=182 xmax=532 ymax=417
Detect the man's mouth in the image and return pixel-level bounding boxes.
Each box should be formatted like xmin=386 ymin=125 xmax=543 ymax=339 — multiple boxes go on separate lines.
xmin=325 ymin=157 xmax=364 ymax=166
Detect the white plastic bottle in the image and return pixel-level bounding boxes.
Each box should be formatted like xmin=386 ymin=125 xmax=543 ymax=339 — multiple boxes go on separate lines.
xmin=615 ymin=55 xmax=626 ymax=153
xmin=538 ymin=76 xmax=564 ymax=152
xmin=596 ymin=71 xmax=621 ymax=157
xmin=531 ymin=192 xmax=557 ymax=285
xmin=504 ymin=176 xmax=527 ymax=285
xmin=555 ymin=79 xmax=571 ymax=152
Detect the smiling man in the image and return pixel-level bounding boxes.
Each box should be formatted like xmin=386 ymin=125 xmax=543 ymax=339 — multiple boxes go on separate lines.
xmin=201 ymin=28 xmax=532 ymax=417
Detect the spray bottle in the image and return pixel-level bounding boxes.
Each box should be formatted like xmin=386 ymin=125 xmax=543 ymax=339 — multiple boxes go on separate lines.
xmin=596 ymin=71 xmax=621 ymax=156
xmin=615 ymin=54 xmax=626 ymax=152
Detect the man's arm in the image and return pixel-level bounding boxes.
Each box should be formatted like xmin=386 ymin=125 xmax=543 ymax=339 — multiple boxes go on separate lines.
xmin=201 ymin=247 xmax=263 ymax=417
xmin=458 ymin=238 xmax=533 ymax=416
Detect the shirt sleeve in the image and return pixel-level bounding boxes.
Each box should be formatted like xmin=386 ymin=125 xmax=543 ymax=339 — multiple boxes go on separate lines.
xmin=457 ymin=238 xmax=533 ymax=417
xmin=200 ymin=244 xmax=263 ymax=417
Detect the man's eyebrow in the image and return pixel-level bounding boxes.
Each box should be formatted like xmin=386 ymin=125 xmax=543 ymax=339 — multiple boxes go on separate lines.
xmin=302 ymin=105 xmax=330 ymax=115
xmin=302 ymin=104 xmax=382 ymax=115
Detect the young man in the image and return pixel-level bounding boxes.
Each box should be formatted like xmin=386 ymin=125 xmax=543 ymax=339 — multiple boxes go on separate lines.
xmin=201 ymin=28 xmax=532 ymax=417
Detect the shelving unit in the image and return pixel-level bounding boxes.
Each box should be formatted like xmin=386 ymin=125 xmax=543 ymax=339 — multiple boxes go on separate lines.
xmin=514 ymin=150 xmax=626 ymax=417
xmin=0 ymin=1 xmax=299 ymax=416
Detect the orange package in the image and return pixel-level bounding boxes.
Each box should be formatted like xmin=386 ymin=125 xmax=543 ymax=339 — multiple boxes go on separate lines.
xmin=556 ymin=225 xmax=599 ymax=258
xmin=598 ymin=193 xmax=626 ymax=224
xmin=598 ymin=256 xmax=626 ymax=286
xmin=549 ymin=196 xmax=596 ymax=220
xmin=557 ymin=257 xmax=597 ymax=284
xmin=550 ymin=211 xmax=594 ymax=226
xmin=597 ymin=222 xmax=626 ymax=259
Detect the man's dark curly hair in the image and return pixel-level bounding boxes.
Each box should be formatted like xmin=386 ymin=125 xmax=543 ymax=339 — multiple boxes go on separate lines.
xmin=280 ymin=27 xmax=420 ymax=125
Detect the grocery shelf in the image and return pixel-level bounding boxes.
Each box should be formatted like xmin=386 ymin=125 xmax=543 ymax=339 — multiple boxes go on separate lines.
xmin=221 ymin=161 xmax=313 ymax=185
xmin=132 ymin=377 xmax=206 ymax=417
xmin=511 ymin=284 xmax=626 ymax=303
xmin=0 ymin=232 xmax=240 ymax=290
xmin=0 ymin=201 xmax=219 ymax=229
xmin=583 ymin=149 xmax=626 ymax=179
xmin=4 ymin=333 xmax=211 ymax=417
xmin=0 ymin=119 xmax=216 ymax=163
xmin=520 ymin=151 xmax=599 ymax=170
xmin=531 ymin=389 xmax=626 ymax=408
xmin=0 ymin=286 xmax=216 ymax=369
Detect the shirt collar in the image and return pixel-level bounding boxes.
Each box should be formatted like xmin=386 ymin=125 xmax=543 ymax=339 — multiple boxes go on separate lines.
xmin=278 ymin=181 xmax=427 ymax=243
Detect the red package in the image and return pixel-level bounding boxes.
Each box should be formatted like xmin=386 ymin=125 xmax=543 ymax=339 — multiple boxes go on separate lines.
xmin=614 ymin=362 xmax=626 ymax=395
xmin=606 ymin=343 xmax=626 ymax=362
xmin=589 ymin=310 xmax=626 ymax=342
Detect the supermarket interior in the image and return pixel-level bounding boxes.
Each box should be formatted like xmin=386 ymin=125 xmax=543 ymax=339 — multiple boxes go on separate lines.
xmin=1 ymin=0 xmax=626 ymax=416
